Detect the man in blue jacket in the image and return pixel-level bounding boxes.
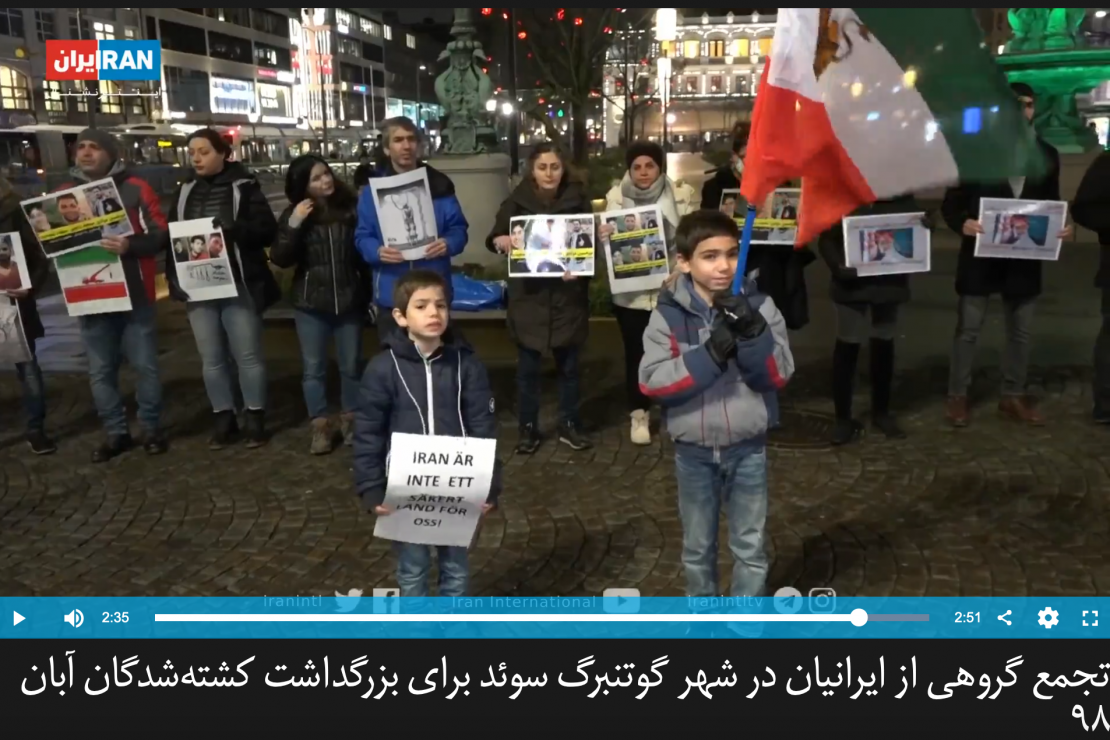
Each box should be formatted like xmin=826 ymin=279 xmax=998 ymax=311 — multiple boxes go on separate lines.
xmin=355 ymin=116 xmax=469 ymax=340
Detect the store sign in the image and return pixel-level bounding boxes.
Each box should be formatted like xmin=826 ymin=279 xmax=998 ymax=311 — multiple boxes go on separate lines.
xmin=352 ymin=84 xmax=367 ymax=94
xmin=211 ymin=76 xmax=256 ymax=116
xmin=257 ymin=82 xmax=292 ymax=119
xmin=257 ymin=68 xmax=277 ymax=79
xmin=276 ymin=70 xmax=295 ymax=84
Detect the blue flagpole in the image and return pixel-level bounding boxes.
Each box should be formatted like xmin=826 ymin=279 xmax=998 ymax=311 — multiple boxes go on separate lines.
xmin=733 ymin=204 xmax=757 ymax=296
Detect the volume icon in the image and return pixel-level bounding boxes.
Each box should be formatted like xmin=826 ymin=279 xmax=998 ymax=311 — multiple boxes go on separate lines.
xmin=63 ymin=609 xmax=84 ymax=628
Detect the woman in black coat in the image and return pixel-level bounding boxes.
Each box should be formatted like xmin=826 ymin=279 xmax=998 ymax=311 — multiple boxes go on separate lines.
xmin=487 ymin=143 xmax=593 ymax=455
xmin=819 ymin=196 xmax=923 ymax=445
xmin=271 ymin=155 xmax=370 ymax=456
xmin=167 ymin=128 xmax=280 ymax=449
xmin=0 ymin=176 xmax=54 ymax=454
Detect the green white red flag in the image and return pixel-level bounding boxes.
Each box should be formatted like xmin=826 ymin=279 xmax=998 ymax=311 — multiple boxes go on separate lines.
xmin=740 ymin=8 xmax=1045 ymax=246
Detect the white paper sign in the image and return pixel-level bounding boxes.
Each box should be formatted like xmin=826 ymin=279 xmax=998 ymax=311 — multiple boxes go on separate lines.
xmin=975 ymin=198 xmax=1068 ymax=262
xmin=20 ymin=177 xmax=134 ymax=258
xmin=373 ymin=433 xmax=497 ymax=548
xmin=843 ymin=212 xmax=931 ymax=277
xmin=0 ymin=231 xmax=32 ymax=293
xmin=169 ymin=217 xmax=238 ymax=301
xmin=370 ymin=168 xmax=438 ymax=261
xmin=0 ymin=301 xmax=31 ymax=365
xmin=601 ymin=204 xmax=670 ymax=294
xmin=507 ymin=214 xmax=596 ymax=277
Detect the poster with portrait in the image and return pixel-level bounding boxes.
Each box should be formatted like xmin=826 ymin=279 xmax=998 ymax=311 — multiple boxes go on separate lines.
xmin=0 ymin=231 xmax=31 ymax=294
xmin=169 ymin=217 xmax=238 ymax=302
xmin=370 ymin=168 xmax=438 ymax=261
xmin=719 ymin=187 xmax=801 ymax=245
xmin=600 ymin=204 xmax=670 ymax=294
xmin=507 ymin=214 xmax=596 ymax=277
xmin=20 ymin=178 xmax=134 ymax=258
xmin=843 ymin=212 xmax=931 ymax=277
xmin=975 ymin=198 xmax=1069 ymax=262
xmin=54 ymin=246 xmax=132 ymax=317
xmin=0 ymin=301 xmax=31 ymax=365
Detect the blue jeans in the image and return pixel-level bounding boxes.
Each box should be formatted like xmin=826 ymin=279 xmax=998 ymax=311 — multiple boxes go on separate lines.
xmin=674 ymin=443 xmax=769 ymax=597
xmin=393 ymin=542 xmax=469 ymax=597
xmin=186 ymin=295 xmax=267 ymax=412
xmin=15 ymin=339 xmax=45 ymax=433
xmin=293 ymin=308 xmax=364 ymax=418
xmin=78 ymin=304 xmax=162 ymax=436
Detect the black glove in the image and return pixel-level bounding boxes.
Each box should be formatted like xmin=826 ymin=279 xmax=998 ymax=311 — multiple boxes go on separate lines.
xmin=838 ymin=265 xmax=859 ymax=280
xmin=211 ymin=216 xmax=238 ymax=240
xmin=920 ymin=212 xmax=936 ymax=230
xmin=705 ymin=320 xmax=738 ymax=369
xmin=713 ymin=291 xmax=768 ymax=342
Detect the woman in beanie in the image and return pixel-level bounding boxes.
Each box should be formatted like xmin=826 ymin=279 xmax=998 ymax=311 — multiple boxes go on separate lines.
xmin=270 ymin=155 xmax=368 ymax=455
xmin=167 ymin=128 xmax=281 ymax=450
xmin=603 ymin=141 xmax=697 ymax=445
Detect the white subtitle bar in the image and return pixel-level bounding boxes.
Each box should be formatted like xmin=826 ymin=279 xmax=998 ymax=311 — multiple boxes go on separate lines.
xmin=156 ymin=610 xmax=869 ymax=625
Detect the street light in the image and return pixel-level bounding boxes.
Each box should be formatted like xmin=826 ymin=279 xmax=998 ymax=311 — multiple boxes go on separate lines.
xmin=656 ymin=9 xmax=676 ymax=148
xmin=417 ymin=65 xmax=427 ymax=127
xmin=486 ymin=99 xmax=498 ymax=112
xmin=501 ymin=101 xmax=513 ymax=116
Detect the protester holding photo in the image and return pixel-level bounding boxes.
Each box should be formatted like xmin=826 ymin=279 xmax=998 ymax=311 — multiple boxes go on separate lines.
xmin=0 ymin=176 xmax=54 ymax=454
xmin=701 ymin=123 xmax=746 ymax=212
xmin=355 ymin=117 xmax=468 ymax=341
xmin=941 ymin=82 xmax=1070 ymax=428
xmin=52 ymin=128 xmax=168 ymax=462
xmin=603 ymin=141 xmax=696 ymax=446
xmin=487 ymin=142 xmax=593 ymax=454
xmin=1071 ymin=147 xmax=1110 ymax=423
xmin=272 ymin=154 xmax=369 ymax=456
xmin=818 ymin=196 xmax=924 ymax=445
xmin=167 ymin=128 xmax=281 ymax=450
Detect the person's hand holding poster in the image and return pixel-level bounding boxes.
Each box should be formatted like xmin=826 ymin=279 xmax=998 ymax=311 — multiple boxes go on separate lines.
xmin=373 ymin=433 xmax=497 ymax=548
xmin=600 ymin=204 xmax=670 ymax=294
xmin=975 ymin=198 xmax=1070 ymax=261
xmin=506 ymin=214 xmax=596 ymax=277
xmin=20 ymin=178 xmax=133 ymax=258
xmin=169 ymin=218 xmax=238 ymax=302
xmin=0 ymin=232 xmax=32 ymax=294
xmin=843 ymin=212 xmax=931 ymax=277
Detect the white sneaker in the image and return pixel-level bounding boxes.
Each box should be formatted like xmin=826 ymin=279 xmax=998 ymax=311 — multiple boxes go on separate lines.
xmin=630 ymin=410 xmax=651 ymax=446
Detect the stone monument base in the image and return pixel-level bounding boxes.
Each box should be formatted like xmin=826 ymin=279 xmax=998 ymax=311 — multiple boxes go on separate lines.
xmin=430 ymin=152 xmax=512 ymax=269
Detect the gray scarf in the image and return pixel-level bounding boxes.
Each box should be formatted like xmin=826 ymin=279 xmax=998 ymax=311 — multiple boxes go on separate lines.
xmin=620 ymin=172 xmax=680 ymax=242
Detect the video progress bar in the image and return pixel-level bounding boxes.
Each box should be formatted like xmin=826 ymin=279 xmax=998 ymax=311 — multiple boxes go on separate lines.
xmin=154 ymin=610 xmax=906 ymax=626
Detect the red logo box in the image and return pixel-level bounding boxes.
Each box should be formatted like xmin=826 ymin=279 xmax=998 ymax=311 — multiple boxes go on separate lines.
xmin=45 ymin=40 xmax=99 ymax=81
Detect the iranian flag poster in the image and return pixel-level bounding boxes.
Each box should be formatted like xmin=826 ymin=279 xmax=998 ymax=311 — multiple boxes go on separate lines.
xmin=55 ymin=246 xmax=131 ymax=316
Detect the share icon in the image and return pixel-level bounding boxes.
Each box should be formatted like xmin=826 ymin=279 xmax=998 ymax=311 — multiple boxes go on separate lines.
xmin=998 ymin=610 xmax=1013 ymax=626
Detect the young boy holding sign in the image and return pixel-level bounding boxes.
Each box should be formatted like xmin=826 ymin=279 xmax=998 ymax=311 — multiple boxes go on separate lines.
xmin=353 ymin=270 xmax=501 ymax=597
xmin=639 ymin=211 xmax=794 ymax=598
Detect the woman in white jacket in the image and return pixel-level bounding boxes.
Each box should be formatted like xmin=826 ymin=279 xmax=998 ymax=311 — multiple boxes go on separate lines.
xmin=603 ymin=142 xmax=697 ymax=445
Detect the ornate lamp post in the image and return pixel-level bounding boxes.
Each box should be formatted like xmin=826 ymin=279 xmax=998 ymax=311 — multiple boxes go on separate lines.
xmin=656 ymin=9 xmax=676 ymax=148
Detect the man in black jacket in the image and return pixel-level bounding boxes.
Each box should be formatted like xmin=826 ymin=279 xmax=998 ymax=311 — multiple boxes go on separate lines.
xmin=942 ymin=82 xmax=1070 ymax=428
xmin=1072 ymin=146 xmax=1110 ymax=422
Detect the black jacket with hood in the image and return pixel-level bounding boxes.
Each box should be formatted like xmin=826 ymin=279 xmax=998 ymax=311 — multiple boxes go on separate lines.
xmin=0 ymin=178 xmax=50 ymax=342
xmin=485 ymin=177 xmax=593 ymax=353
xmin=1072 ymin=150 xmax=1110 ymax=289
xmin=353 ymin=329 xmax=502 ymax=511
xmin=166 ymin=161 xmax=281 ymax=312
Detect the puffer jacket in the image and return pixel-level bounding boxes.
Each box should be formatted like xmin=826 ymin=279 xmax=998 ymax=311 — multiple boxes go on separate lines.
xmin=353 ymin=328 xmax=502 ymax=511
xmin=167 ymin=161 xmax=281 ymax=312
xmin=639 ymin=274 xmax=795 ymax=453
xmin=271 ymin=203 xmax=370 ymax=316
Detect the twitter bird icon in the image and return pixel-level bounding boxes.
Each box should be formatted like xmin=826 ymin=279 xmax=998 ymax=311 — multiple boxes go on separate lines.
xmin=335 ymin=588 xmax=363 ymax=613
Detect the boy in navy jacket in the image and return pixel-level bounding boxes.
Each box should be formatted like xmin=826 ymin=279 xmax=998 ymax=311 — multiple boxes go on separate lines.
xmin=353 ymin=270 xmax=500 ymax=597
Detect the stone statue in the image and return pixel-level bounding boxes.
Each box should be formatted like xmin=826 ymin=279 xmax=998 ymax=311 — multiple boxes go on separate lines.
xmin=1007 ymin=8 xmax=1086 ymax=52
xmin=434 ymin=8 xmax=495 ymax=154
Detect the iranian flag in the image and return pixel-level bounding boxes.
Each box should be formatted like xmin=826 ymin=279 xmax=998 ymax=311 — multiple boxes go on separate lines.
xmin=741 ymin=8 xmax=1045 ymax=247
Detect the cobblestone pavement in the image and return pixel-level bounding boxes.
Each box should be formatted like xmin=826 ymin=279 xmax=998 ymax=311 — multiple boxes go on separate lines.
xmin=3 ymin=238 xmax=1110 ymax=599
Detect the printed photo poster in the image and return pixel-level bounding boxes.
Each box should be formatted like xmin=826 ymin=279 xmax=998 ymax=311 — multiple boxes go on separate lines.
xmin=600 ymin=204 xmax=671 ymax=294
xmin=975 ymin=198 xmax=1069 ymax=262
xmin=20 ymin=178 xmax=134 ymax=258
xmin=374 ymin=433 xmax=498 ymax=548
xmin=54 ymin=246 xmax=131 ymax=317
xmin=719 ymin=187 xmax=801 ymax=245
xmin=370 ymin=168 xmax=438 ymax=261
xmin=843 ymin=212 xmax=931 ymax=277
xmin=507 ymin=214 xmax=596 ymax=277
xmin=0 ymin=301 xmax=31 ymax=365
xmin=0 ymin=231 xmax=31 ymax=294
xmin=169 ymin=217 xmax=238 ymax=302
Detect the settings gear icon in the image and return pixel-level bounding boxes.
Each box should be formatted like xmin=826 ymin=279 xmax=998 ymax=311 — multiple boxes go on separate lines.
xmin=1038 ymin=607 xmax=1060 ymax=630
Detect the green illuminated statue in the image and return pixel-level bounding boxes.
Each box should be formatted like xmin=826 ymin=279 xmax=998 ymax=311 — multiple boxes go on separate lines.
xmin=1007 ymin=8 xmax=1086 ymax=52
xmin=434 ymin=8 xmax=495 ymax=154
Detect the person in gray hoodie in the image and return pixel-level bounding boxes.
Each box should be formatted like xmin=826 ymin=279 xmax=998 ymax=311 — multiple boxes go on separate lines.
xmin=639 ymin=210 xmax=794 ymax=598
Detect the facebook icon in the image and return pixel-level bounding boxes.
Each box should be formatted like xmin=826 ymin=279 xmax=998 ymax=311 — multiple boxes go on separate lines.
xmin=373 ymin=588 xmax=401 ymax=614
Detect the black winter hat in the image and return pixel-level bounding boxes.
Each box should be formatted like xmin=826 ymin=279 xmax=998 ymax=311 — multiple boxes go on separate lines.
xmin=626 ymin=141 xmax=665 ymax=173
xmin=1010 ymin=82 xmax=1036 ymax=99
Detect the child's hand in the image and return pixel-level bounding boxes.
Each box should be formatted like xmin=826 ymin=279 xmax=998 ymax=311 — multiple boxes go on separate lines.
xmin=374 ymin=505 xmax=391 ymax=516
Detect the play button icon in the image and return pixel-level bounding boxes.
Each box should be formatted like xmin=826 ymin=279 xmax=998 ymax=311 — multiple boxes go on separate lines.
xmin=13 ymin=611 xmax=25 ymax=626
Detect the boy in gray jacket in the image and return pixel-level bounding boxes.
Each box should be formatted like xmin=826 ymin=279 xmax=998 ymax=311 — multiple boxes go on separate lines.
xmin=640 ymin=210 xmax=794 ymax=597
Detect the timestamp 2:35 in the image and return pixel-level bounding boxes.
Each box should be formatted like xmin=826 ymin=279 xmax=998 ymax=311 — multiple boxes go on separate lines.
xmin=102 ymin=612 xmax=130 ymax=624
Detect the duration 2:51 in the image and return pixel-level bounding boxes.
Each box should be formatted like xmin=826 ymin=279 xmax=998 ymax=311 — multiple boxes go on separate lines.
xmin=954 ymin=612 xmax=980 ymax=623
xmin=102 ymin=612 xmax=129 ymax=623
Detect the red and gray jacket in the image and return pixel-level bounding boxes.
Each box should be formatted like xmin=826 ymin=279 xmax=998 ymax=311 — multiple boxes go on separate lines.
xmin=638 ymin=274 xmax=794 ymax=455
xmin=54 ymin=160 xmax=168 ymax=308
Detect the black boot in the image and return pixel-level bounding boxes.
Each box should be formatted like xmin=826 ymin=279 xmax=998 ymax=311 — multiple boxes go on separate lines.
xmin=91 ymin=434 xmax=133 ymax=464
xmin=209 ymin=410 xmax=239 ymax=451
xmin=515 ymin=423 xmax=541 ymax=455
xmin=869 ymin=337 xmax=906 ymax=440
xmin=244 ymin=409 xmax=269 ymax=449
xmin=143 ymin=431 xmax=169 ymax=455
xmin=831 ymin=339 xmax=861 ymax=446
